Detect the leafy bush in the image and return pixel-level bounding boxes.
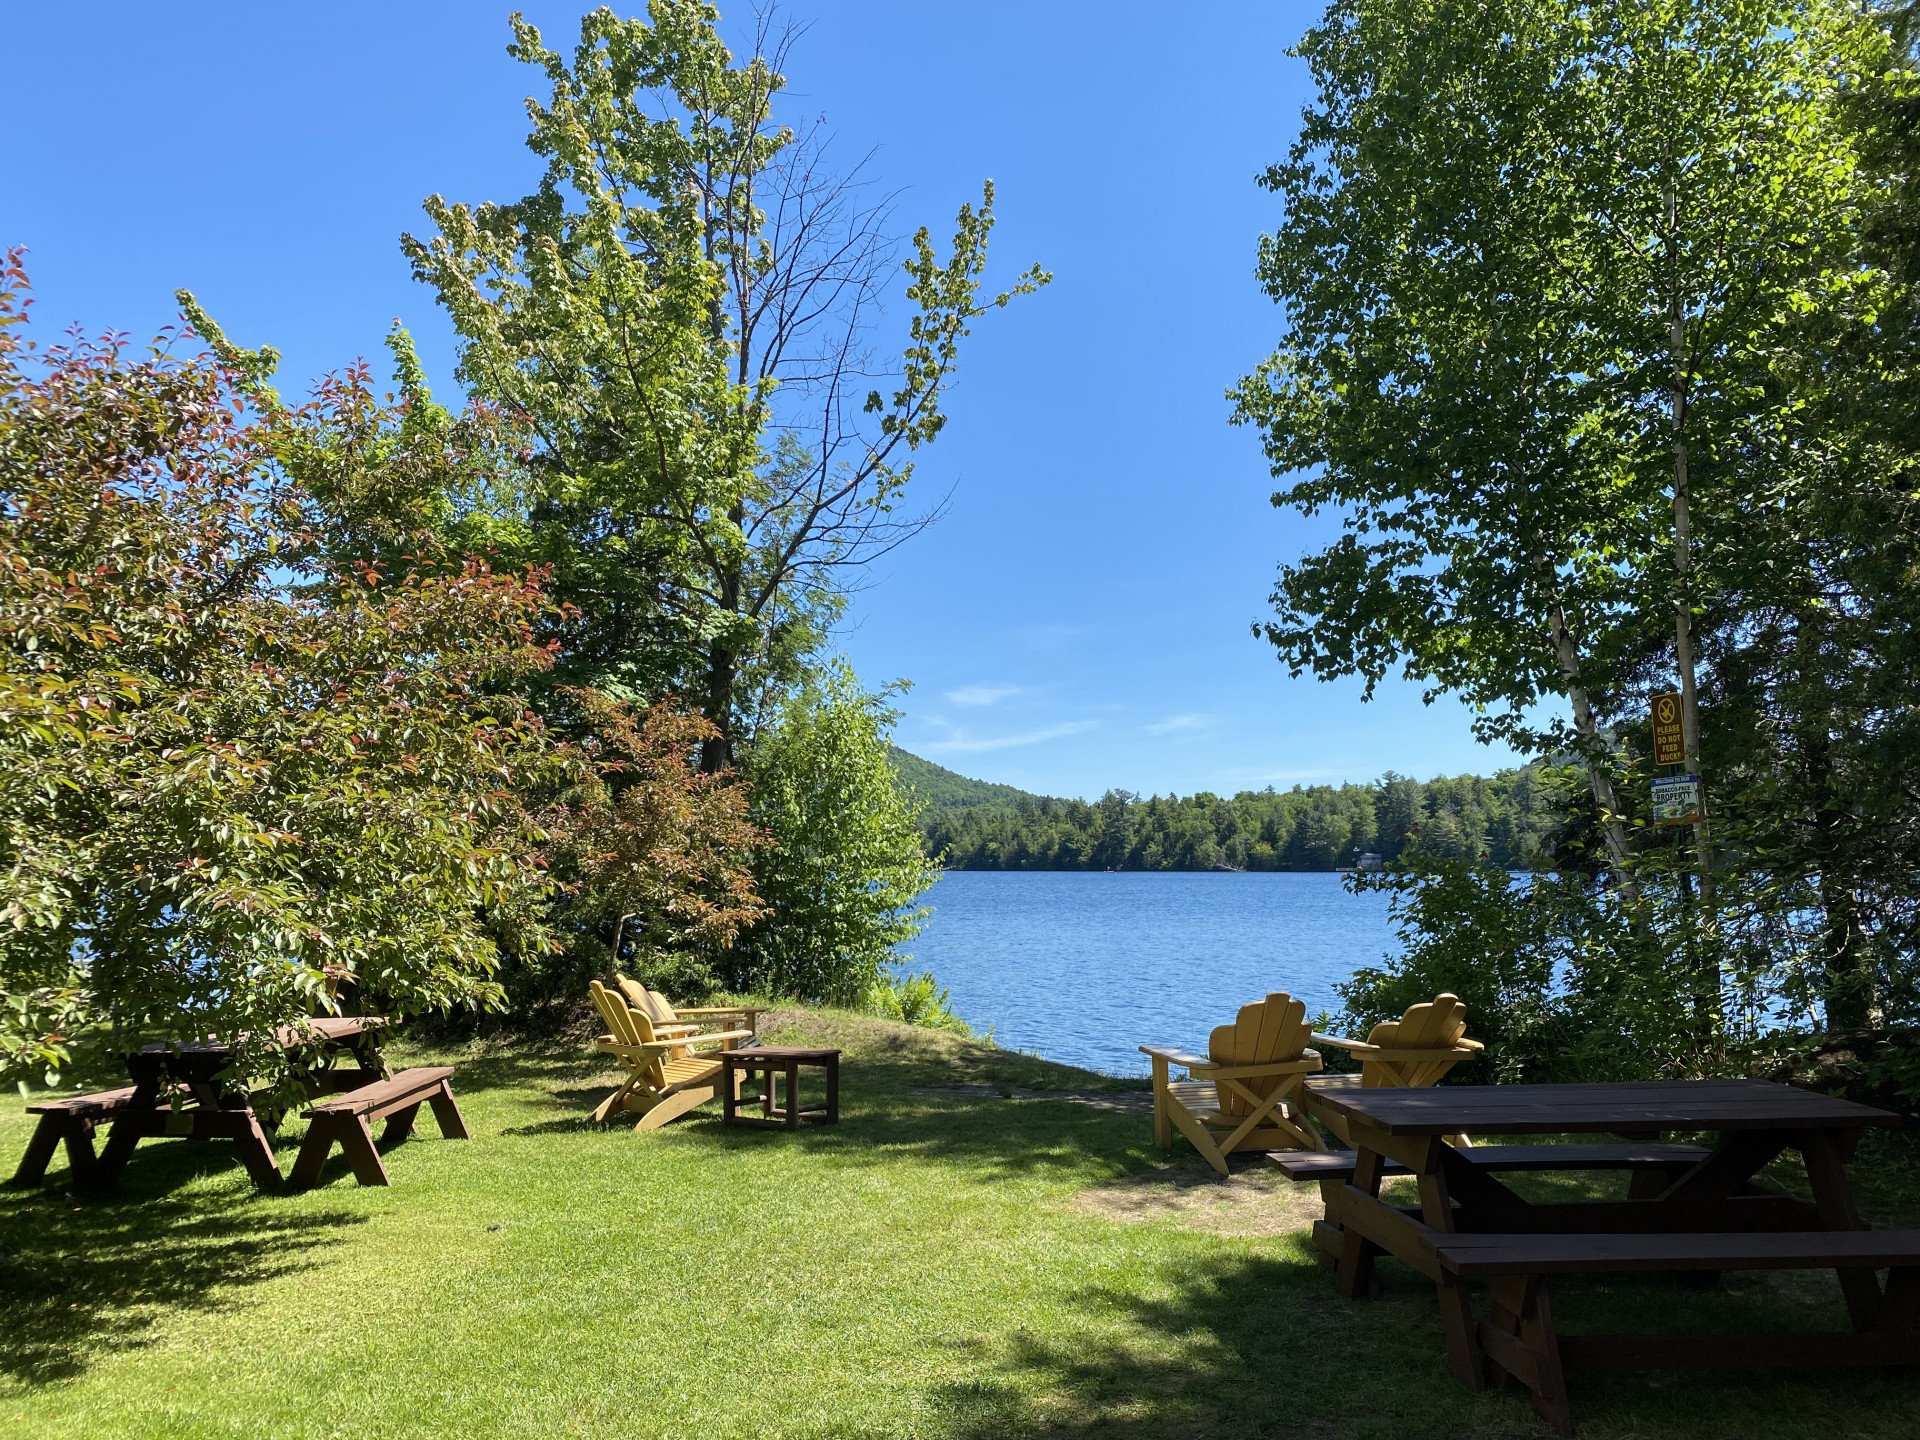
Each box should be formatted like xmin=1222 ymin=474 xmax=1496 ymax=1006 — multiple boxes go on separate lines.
xmin=1340 ymin=856 xmax=1703 ymax=1084
xmin=733 ymin=662 xmax=939 ymax=1005
xmin=865 ymin=969 xmax=973 ymax=1036
xmin=515 ymin=689 xmax=765 ymax=1011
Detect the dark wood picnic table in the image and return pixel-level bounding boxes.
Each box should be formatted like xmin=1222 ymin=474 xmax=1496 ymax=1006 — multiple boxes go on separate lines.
xmin=1300 ymin=1078 xmax=1916 ymax=1429
xmin=90 ymin=1015 xmax=392 ymax=1191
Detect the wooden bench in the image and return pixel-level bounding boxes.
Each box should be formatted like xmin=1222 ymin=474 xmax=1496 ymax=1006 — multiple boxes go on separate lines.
xmin=9 ymin=1087 xmax=140 ymax=1188
xmin=1272 ymin=1144 xmax=1713 ymax=1272
xmin=1434 ymin=1229 xmax=1920 ymax=1435
xmin=1268 ymin=1142 xmax=1710 ymax=1183
xmin=289 ymin=1067 xmax=467 ymax=1188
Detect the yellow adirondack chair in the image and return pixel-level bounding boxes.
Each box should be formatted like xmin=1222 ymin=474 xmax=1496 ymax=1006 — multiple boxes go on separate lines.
xmin=588 ymin=980 xmax=753 ymax=1130
xmin=614 ymin=975 xmax=769 ymax=1043
xmin=1140 ymin=992 xmax=1324 ymax=1175
xmin=1307 ymin=991 xmax=1484 ymax=1146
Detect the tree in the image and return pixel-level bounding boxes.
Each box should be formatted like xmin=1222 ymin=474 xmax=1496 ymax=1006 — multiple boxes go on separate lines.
xmin=733 ymin=661 xmax=936 ymax=1004
xmin=403 ymin=2 xmax=1047 ymax=769
xmin=1232 ymin=0 xmax=1891 ymax=1039
xmin=527 ymin=687 xmax=764 ymax=1004
xmin=0 ymin=254 xmax=562 ymax=1084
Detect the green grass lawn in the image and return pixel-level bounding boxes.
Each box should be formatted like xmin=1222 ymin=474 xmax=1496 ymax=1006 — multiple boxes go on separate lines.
xmin=5 ymin=1010 xmax=1920 ymax=1439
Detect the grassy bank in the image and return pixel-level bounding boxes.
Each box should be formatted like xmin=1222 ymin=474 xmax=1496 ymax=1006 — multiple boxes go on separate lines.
xmin=4 ymin=1010 xmax=1919 ymax=1438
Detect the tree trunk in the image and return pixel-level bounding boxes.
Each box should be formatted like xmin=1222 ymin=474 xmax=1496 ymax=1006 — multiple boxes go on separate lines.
xmin=700 ymin=641 xmax=737 ymax=774
xmin=1667 ymin=174 xmax=1719 ymax=1041
xmin=1545 ymin=600 xmax=1638 ymax=897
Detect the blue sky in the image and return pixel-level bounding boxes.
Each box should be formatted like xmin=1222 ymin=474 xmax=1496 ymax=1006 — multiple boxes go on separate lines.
xmin=2 ymin=1 xmax=1516 ymax=799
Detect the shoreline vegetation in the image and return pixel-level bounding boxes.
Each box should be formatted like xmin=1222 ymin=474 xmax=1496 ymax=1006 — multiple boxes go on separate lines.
xmin=894 ymin=747 xmax=1570 ymax=873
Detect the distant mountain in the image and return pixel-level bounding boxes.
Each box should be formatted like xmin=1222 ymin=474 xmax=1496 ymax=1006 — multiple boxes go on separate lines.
xmin=888 ymin=746 xmax=1054 ymax=812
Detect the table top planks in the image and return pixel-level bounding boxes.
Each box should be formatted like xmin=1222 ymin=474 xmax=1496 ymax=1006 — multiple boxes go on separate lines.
xmin=132 ymin=1015 xmax=389 ymax=1058
xmin=1307 ymin=1078 xmax=1900 ymax=1136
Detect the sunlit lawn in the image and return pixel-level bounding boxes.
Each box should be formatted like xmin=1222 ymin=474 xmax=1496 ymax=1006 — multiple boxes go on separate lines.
xmin=4 ymin=1010 xmax=1919 ymax=1439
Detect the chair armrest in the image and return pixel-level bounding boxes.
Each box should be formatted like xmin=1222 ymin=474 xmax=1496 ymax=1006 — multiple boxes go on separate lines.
xmin=675 ymin=1006 xmax=769 ymax=1018
xmin=1310 ymin=1033 xmax=1381 ymax=1056
xmin=596 ymin=1040 xmax=684 ymax=1060
xmin=1312 ymin=1032 xmax=1481 ymax=1060
xmin=1351 ymin=1052 xmax=1466 ymax=1067
xmin=1139 ymin=1045 xmax=1214 ymax=1071
xmin=684 ymin=1030 xmax=755 ymax=1048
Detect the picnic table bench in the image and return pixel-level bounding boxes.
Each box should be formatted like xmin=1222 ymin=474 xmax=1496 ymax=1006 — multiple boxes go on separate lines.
xmin=1297 ymin=1077 xmax=1915 ymax=1434
xmin=290 ymin=1066 xmax=467 ymax=1188
xmin=10 ymin=1086 xmax=141 ymax=1188
xmin=1439 ymin=1229 xmax=1920 ymax=1432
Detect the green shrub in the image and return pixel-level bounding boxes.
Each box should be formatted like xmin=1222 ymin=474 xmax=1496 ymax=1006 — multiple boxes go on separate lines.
xmin=864 ymin=969 xmax=974 ymax=1036
xmin=732 ymin=662 xmax=939 ymax=1005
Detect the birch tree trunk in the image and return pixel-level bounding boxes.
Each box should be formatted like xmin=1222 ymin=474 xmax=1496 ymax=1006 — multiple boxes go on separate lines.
xmin=1667 ymin=175 xmax=1720 ymax=1033
xmin=1545 ymin=600 xmax=1639 ymax=897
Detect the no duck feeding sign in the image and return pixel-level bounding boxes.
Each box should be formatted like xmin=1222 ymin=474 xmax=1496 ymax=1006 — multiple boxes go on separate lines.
xmin=1651 ymin=691 xmax=1685 ymax=766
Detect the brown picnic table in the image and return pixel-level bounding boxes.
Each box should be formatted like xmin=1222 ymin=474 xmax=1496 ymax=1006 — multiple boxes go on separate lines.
xmin=13 ymin=1016 xmax=391 ymax=1193
xmin=1296 ymin=1078 xmax=1920 ymax=1433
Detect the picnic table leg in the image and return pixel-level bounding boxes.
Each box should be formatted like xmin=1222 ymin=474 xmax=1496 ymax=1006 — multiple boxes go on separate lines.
xmin=289 ymin=1116 xmax=337 ymax=1188
xmin=337 ymin=1114 xmax=392 ymax=1186
xmin=1486 ymin=1274 xmax=1571 ymax=1435
xmin=10 ymin=1114 xmax=65 ymax=1187
xmin=1877 ymin=1266 xmax=1920 ymax=1332
xmin=784 ymin=1058 xmax=801 ymax=1129
xmin=381 ymin=1102 xmax=423 ymax=1144
xmin=231 ymin=1110 xmax=283 ymax=1191
xmin=92 ymin=1079 xmax=163 ymax=1191
xmin=426 ymin=1082 xmax=469 ymax=1140
xmin=1334 ymin=1147 xmax=1385 ymax=1300
xmin=62 ymin=1119 xmax=102 ymax=1188
xmin=1800 ymin=1128 xmax=1884 ymax=1329
xmin=826 ymin=1052 xmax=839 ymax=1124
xmin=1416 ymin=1146 xmax=1487 ymax=1391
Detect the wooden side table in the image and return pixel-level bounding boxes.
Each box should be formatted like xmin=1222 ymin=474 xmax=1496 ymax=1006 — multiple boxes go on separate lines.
xmin=720 ymin=1047 xmax=840 ymax=1129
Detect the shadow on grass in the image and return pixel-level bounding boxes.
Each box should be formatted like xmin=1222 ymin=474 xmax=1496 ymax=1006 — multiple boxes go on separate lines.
xmin=462 ymin=1033 xmax=1168 ymax=1182
xmin=924 ymin=1249 xmax=1479 ymax=1439
xmin=0 ymin=1174 xmax=362 ymax=1386
xmin=918 ymin=1248 xmax=1920 ymax=1440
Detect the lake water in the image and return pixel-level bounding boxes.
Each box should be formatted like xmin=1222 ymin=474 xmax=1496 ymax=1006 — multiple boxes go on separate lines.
xmin=899 ymin=871 xmax=1402 ymax=1078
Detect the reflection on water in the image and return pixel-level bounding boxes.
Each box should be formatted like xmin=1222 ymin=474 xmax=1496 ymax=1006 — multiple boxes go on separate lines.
xmin=898 ymin=871 xmax=1402 ymax=1077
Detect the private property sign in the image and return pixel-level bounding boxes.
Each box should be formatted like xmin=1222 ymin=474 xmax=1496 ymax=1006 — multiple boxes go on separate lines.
xmin=1651 ymin=692 xmax=1685 ymax=766
xmin=1652 ymin=774 xmax=1702 ymax=826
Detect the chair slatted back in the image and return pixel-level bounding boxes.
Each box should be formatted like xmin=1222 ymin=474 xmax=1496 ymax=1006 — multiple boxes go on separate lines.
xmin=1208 ymin=992 xmax=1311 ymax=1117
xmin=589 ymin=980 xmax=666 ymax=1089
xmin=616 ymin=974 xmax=680 ymax=1026
xmin=1361 ymin=992 xmax=1472 ymax=1088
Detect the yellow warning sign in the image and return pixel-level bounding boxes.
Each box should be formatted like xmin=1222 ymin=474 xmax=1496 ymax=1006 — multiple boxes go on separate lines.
xmin=1651 ymin=692 xmax=1684 ymax=766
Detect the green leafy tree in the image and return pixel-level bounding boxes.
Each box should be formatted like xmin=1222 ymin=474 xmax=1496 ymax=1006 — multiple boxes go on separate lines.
xmin=1233 ymin=0 xmax=1892 ymax=1042
xmin=735 ymin=662 xmax=937 ymax=1004
xmin=403 ymin=3 xmax=1047 ymax=769
xmin=525 ymin=688 xmax=765 ymax=1005
xmin=0 ymin=256 xmax=563 ymax=1084
xmin=1235 ymin=0 xmax=1882 ymax=878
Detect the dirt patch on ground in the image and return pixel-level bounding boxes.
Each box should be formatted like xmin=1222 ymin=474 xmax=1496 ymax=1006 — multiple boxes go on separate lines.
xmin=1070 ymin=1161 xmax=1325 ymax=1238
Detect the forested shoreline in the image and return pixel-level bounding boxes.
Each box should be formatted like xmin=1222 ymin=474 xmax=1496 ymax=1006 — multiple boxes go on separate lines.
xmin=911 ymin=760 xmax=1573 ymax=872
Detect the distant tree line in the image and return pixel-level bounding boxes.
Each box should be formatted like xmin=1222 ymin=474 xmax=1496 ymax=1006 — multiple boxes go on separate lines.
xmin=921 ymin=768 xmax=1573 ymax=872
